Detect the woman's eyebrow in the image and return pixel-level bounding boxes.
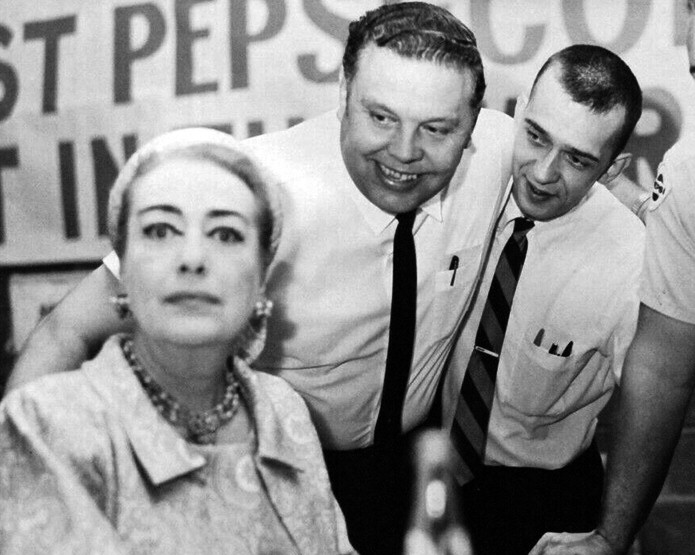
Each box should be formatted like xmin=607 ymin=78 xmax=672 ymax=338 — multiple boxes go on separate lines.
xmin=136 ymin=204 xmax=181 ymax=216
xmin=207 ymin=209 xmax=248 ymax=221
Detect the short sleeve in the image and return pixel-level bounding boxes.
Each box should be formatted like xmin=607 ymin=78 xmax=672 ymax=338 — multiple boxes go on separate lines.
xmin=640 ymin=147 xmax=695 ymax=324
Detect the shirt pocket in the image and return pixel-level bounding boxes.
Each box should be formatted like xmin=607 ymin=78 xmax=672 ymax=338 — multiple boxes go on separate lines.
xmin=499 ymin=339 xmax=582 ymax=418
xmin=430 ymin=244 xmax=483 ymax=342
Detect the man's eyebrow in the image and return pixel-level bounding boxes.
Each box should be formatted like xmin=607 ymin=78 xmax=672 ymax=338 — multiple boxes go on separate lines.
xmin=524 ymin=118 xmax=600 ymax=164
xmin=565 ymin=145 xmax=600 ymax=164
xmin=360 ymin=98 xmax=394 ymax=114
xmin=360 ymin=98 xmax=460 ymax=125
xmin=423 ymin=115 xmax=461 ymax=126
xmin=524 ymin=119 xmax=548 ymax=138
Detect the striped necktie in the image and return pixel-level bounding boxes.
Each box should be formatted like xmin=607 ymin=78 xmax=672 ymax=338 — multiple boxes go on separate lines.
xmin=374 ymin=210 xmax=418 ymax=444
xmin=450 ymin=217 xmax=534 ymax=484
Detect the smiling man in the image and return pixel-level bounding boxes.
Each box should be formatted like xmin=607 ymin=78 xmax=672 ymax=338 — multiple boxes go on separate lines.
xmin=8 ymin=3 xmax=514 ymax=554
xmin=338 ymin=42 xmax=478 ymax=215
xmin=440 ymin=45 xmax=645 ymax=555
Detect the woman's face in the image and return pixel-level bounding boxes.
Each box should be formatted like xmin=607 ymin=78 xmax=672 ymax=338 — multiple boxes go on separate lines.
xmin=121 ymin=156 xmax=264 ymax=348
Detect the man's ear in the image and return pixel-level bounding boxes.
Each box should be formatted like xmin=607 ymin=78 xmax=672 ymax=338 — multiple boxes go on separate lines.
xmin=598 ymin=153 xmax=632 ymax=185
xmin=462 ymin=106 xmax=482 ymax=149
xmin=338 ymin=68 xmax=348 ymax=121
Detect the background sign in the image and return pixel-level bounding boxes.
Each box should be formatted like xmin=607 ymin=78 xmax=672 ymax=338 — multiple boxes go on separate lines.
xmin=0 ymin=0 xmax=693 ymax=265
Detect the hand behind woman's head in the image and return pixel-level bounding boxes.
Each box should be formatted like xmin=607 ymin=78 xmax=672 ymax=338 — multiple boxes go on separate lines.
xmin=107 ymin=128 xmax=281 ymax=354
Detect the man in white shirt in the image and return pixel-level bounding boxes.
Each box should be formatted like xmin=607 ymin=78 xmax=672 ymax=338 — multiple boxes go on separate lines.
xmin=7 ymin=3 xmax=513 ymax=554
xmin=531 ymin=2 xmax=695 ymax=553
xmin=442 ymin=44 xmax=644 ymax=554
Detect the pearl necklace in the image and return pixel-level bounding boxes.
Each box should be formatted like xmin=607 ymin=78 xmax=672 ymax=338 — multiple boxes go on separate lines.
xmin=121 ymin=338 xmax=241 ymax=445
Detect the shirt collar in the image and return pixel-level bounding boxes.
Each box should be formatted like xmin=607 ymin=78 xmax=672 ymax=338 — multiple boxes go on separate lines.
xmin=502 ymin=181 xmax=596 ymax=236
xmin=342 ymin=177 xmax=444 ymax=236
xmin=82 ymin=336 xmax=305 ymax=487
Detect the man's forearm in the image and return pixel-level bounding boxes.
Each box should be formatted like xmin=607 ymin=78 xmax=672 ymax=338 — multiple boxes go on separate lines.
xmin=597 ymin=378 xmax=692 ymax=552
xmin=597 ymin=306 xmax=695 ymax=553
xmin=7 ymin=314 xmax=93 ymax=392
xmin=5 ymin=265 xmax=130 ymax=394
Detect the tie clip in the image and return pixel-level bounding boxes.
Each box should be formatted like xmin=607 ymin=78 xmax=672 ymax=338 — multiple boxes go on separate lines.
xmin=474 ymin=345 xmax=499 ymax=358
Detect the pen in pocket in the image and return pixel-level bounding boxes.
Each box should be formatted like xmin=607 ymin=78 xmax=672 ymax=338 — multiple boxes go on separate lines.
xmin=449 ymin=255 xmax=459 ymax=286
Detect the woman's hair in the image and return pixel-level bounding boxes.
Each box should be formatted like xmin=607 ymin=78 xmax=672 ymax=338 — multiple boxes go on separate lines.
xmin=107 ymin=128 xmax=282 ymax=272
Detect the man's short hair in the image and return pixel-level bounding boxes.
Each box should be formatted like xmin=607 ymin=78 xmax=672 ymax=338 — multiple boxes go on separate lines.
xmin=342 ymin=2 xmax=486 ymax=108
xmin=531 ymin=44 xmax=643 ymax=160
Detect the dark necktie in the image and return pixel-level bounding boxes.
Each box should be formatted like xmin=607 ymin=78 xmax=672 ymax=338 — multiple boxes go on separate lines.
xmin=374 ymin=210 xmax=418 ymax=444
xmin=450 ymin=217 xmax=534 ymax=484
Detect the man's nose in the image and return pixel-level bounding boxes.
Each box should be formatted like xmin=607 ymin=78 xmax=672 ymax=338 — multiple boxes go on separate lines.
xmin=388 ymin=128 xmax=424 ymax=164
xmin=533 ymin=149 xmax=560 ymax=184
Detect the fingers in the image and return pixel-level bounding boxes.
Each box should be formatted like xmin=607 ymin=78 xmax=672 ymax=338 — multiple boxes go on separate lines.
xmin=527 ymin=531 xmax=613 ymax=555
xmin=528 ymin=532 xmax=565 ymax=555
xmin=403 ymin=527 xmax=473 ymax=555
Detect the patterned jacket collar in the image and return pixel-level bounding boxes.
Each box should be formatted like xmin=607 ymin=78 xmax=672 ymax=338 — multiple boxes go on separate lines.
xmin=81 ymin=336 xmax=305 ymax=486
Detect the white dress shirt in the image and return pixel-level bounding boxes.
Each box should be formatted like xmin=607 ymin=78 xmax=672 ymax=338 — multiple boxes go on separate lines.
xmin=443 ymin=183 xmax=645 ymax=468
xmin=243 ymin=110 xmax=513 ymax=449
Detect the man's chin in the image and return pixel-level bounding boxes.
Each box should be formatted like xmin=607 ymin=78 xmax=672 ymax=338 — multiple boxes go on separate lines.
xmin=517 ymin=198 xmax=551 ymax=222
xmin=372 ymin=193 xmax=423 ymax=215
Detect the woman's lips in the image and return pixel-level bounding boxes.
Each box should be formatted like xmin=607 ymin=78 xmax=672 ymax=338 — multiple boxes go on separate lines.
xmin=163 ymin=292 xmax=221 ymax=304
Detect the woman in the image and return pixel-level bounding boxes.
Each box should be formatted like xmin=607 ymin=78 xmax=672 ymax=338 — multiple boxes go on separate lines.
xmin=0 ymin=128 xmax=354 ymax=554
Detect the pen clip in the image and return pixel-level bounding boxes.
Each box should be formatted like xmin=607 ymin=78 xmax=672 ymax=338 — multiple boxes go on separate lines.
xmin=533 ymin=328 xmax=545 ymax=347
xmin=449 ymin=255 xmax=459 ymax=286
xmin=474 ymin=345 xmax=499 ymax=358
